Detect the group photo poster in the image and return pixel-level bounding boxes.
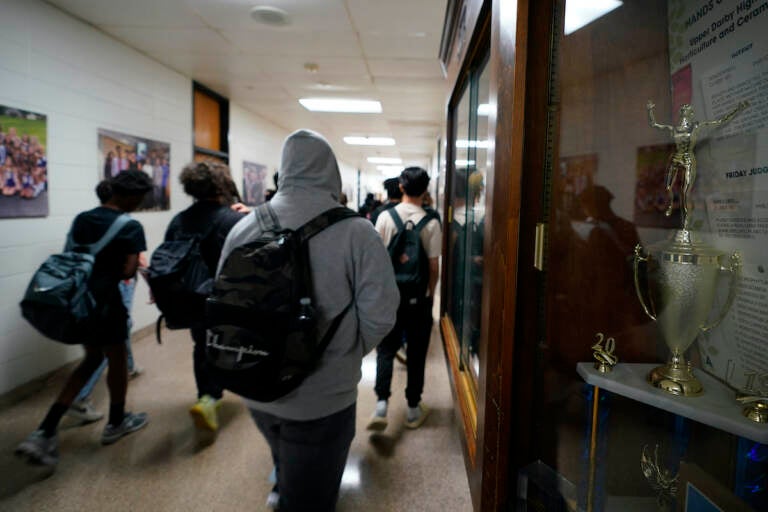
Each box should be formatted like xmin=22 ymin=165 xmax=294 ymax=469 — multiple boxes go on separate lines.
xmin=242 ymin=160 xmax=267 ymax=206
xmin=98 ymin=128 xmax=170 ymax=211
xmin=0 ymin=104 xmax=48 ymax=218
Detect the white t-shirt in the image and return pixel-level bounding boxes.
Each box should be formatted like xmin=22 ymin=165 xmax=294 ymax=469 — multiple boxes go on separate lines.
xmin=374 ymin=202 xmax=442 ymax=258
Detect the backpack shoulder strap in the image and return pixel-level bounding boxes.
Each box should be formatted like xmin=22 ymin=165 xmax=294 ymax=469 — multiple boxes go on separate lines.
xmin=255 ymin=203 xmax=281 ymax=233
xmin=414 ymin=210 xmax=438 ymax=232
xmin=296 ymin=207 xmax=360 ymax=243
xmin=84 ymin=214 xmax=132 ymax=256
xmin=387 ymin=207 xmax=405 ymax=231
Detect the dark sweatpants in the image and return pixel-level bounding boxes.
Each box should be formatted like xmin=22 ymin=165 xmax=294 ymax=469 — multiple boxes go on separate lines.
xmin=191 ymin=327 xmax=223 ymax=400
xmin=374 ymin=299 xmax=433 ymax=407
xmin=250 ymin=403 xmax=356 ymax=512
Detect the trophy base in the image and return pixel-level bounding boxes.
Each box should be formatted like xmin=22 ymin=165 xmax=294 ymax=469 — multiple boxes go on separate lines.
xmin=743 ymin=402 xmax=768 ymax=424
xmin=648 ymin=363 xmax=703 ymax=396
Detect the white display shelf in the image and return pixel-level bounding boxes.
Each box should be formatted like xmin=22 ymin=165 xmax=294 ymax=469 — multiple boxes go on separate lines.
xmin=576 ymin=362 xmax=768 ymax=445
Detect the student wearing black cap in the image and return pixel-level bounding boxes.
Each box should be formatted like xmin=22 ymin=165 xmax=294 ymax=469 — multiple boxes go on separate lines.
xmin=16 ymin=171 xmax=153 ymax=467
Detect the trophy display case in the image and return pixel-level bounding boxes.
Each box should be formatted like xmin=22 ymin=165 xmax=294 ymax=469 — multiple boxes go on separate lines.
xmin=511 ymin=0 xmax=768 ymax=510
xmin=438 ymin=0 xmax=768 ymax=510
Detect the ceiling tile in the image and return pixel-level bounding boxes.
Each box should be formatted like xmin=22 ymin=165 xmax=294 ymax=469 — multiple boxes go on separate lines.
xmin=104 ymin=26 xmax=235 ymax=56
xmin=226 ymin=29 xmax=361 ymax=57
xmin=346 ymin=0 xmax=447 ymax=33
xmin=368 ymin=58 xmax=444 ymax=78
xmin=360 ymin=32 xmax=441 ymax=59
xmin=47 ymin=0 xmax=204 ymax=28
xmin=189 ymin=0 xmax=350 ymax=32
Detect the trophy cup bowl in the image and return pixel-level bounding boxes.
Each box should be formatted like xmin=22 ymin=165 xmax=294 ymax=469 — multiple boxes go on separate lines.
xmin=634 ymin=229 xmax=740 ymax=396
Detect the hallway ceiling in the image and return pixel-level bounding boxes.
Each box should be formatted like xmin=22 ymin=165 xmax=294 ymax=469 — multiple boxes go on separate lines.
xmin=46 ymin=0 xmax=448 ymax=175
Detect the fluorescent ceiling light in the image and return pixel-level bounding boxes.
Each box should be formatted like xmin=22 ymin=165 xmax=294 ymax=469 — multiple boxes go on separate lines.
xmin=455 ymin=159 xmax=476 ymax=166
xmin=477 ymin=103 xmax=492 ymax=116
xmin=299 ymin=98 xmax=382 ymax=113
xmin=456 ymin=139 xmax=491 ymax=149
xmin=367 ymin=157 xmax=402 ymax=164
xmin=377 ymin=165 xmax=403 ymax=173
xmin=564 ymin=0 xmax=622 ymax=35
xmin=344 ymin=136 xmax=395 ymax=146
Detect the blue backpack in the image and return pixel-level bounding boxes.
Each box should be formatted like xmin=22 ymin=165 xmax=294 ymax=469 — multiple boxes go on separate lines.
xmin=20 ymin=214 xmax=131 ymax=344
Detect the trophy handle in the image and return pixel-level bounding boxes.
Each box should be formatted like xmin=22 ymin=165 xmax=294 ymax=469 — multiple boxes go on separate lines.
xmin=700 ymin=252 xmax=741 ymax=332
xmin=634 ymin=243 xmax=656 ymax=321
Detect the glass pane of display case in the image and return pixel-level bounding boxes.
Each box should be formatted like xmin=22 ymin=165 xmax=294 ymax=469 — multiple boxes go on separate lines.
xmin=523 ymin=0 xmax=768 ymax=510
xmin=462 ymin=57 xmax=490 ymax=380
xmin=448 ymin=82 xmax=471 ymax=348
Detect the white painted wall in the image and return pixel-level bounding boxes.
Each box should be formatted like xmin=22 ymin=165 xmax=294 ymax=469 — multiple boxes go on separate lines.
xmin=0 ymin=0 xmax=290 ymax=395
xmin=228 ymin=104 xmax=286 ymax=202
xmin=0 ymin=0 xmax=194 ymax=394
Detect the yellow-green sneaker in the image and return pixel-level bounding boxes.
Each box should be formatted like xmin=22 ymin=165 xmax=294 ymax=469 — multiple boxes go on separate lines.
xmin=189 ymin=395 xmax=220 ymax=432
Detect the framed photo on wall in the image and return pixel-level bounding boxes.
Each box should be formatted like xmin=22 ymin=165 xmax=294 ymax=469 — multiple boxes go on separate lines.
xmin=0 ymin=104 xmax=48 ymax=218
xmin=242 ymin=160 xmax=267 ymax=206
xmin=98 ymin=128 xmax=171 ymax=211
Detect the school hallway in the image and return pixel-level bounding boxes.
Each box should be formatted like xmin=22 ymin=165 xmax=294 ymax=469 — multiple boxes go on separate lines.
xmin=0 ymin=322 xmax=472 ymax=511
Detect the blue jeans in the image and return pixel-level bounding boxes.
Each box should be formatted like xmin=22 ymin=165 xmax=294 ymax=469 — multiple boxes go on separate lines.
xmin=75 ymin=279 xmax=137 ymax=402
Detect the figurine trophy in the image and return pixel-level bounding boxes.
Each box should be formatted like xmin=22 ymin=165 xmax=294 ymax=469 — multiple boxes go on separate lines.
xmin=633 ymin=100 xmax=747 ymax=396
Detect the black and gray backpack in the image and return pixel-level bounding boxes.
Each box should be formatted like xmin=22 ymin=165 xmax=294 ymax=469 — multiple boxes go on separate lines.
xmin=205 ymin=204 xmax=358 ymax=402
xmin=386 ymin=208 xmax=436 ymax=304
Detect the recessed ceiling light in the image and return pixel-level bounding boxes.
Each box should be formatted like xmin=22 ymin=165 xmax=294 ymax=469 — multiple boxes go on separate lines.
xmin=367 ymin=157 xmax=402 ymax=164
xmin=344 ymin=136 xmax=395 ymax=146
xmin=564 ymin=0 xmax=622 ymax=35
xmin=377 ymin=165 xmax=403 ymax=173
xmin=477 ymin=103 xmax=492 ymax=116
xmin=455 ymin=159 xmax=476 ymax=166
xmin=250 ymin=5 xmax=290 ymax=26
xmin=299 ymin=98 xmax=382 ymax=113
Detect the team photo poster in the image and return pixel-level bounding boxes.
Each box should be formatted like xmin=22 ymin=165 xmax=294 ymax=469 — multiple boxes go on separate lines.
xmin=98 ymin=128 xmax=171 ymax=211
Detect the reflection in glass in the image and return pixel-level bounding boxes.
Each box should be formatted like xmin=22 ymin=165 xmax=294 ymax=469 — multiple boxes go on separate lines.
xmin=449 ymin=84 xmax=471 ymax=349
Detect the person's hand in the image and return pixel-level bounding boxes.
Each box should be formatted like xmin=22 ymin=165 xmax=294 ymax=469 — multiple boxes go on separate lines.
xmin=646 ymin=100 xmax=655 ymax=110
xmin=231 ymin=202 xmax=251 ymax=214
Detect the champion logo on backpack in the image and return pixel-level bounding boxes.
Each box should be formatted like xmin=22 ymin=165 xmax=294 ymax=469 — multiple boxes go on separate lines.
xmin=204 ymin=204 xmax=359 ymax=402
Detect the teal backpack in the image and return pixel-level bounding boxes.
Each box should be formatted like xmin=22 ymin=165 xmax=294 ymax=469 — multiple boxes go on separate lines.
xmin=20 ymin=214 xmax=131 ymax=344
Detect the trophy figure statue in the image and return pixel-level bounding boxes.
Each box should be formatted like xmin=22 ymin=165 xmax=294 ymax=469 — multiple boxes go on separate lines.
xmin=634 ymin=100 xmax=747 ymax=396
xmin=647 ymin=100 xmax=748 ymax=229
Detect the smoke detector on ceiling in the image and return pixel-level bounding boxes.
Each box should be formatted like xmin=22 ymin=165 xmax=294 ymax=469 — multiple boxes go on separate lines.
xmin=250 ymin=6 xmax=291 ymax=26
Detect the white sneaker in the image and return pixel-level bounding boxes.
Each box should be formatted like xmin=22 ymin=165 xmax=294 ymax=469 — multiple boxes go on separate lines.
xmin=266 ymin=490 xmax=280 ymax=509
xmin=128 ymin=366 xmax=144 ymax=380
xmin=66 ymin=399 xmax=104 ymax=423
xmin=366 ymin=400 xmax=388 ymax=431
xmin=405 ymin=403 xmax=430 ymax=429
xmin=15 ymin=430 xmax=59 ymax=466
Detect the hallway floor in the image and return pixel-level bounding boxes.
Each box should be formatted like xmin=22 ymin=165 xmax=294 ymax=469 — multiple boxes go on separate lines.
xmin=0 ymin=325 xmax=471 ymax=511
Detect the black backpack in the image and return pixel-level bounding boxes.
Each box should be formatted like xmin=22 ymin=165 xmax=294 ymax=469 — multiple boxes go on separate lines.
xmin=147 ymin=218 xmax=219 ymax=335
xmin=386 ymin=208 xmax=436 ymax=303
xmin=20 ymin=214 xmax=131 ymax=344
xmin=204 ymin=204 xmax=359 ymax=402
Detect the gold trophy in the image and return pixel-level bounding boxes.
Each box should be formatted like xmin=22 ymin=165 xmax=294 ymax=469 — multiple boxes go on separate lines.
xmin=633 ymin=100 xmax=746 ymax=396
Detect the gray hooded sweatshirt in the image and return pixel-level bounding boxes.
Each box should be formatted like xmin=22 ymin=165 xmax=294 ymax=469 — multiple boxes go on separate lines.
xmin=218 ymin=129 xmax=399 ymax=420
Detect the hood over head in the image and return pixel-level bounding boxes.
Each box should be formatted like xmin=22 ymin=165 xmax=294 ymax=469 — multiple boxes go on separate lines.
xmin=274 ymin=129 xmax=341 ymax=202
